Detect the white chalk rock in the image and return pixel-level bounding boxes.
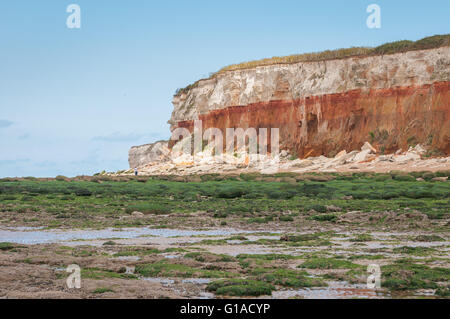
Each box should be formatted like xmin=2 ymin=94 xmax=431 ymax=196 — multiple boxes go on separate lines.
xmin=361 ymin=142 xmax=377 ymax=154
xmin=353 ymin=149 xmax=372 ymax=163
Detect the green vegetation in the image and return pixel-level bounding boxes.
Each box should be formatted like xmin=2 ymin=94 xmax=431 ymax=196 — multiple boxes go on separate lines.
xmin=113 ymin=248 xmax=162 ymax=257
xmin=382 ymin=260 xmax=450 ymax=291
xmin=93 ymin=287 xmax=114 ymax=294
xmin=392 ymin=246 xmax=437 ymax=256
xmin=310 ymin=214 xmax=337 ymax=222
xmin=236 ymin=254 xmax=298 ymax=261
xmin=436 ymin=287 xmax=450 ymax=297
xmin=184 ymin=252 xmax=236 ymax=262
xmin=414 ymin=235 xmax=445 ymax=242
xmin=279 ymin=215 xmax=294 ymax=222
xmin=206 ymin=279 xmax=274 ymax=296
xmin=280 ymin=233 xmax=322 ymax=242
xmin=0 ymin=172 xmax=448 ymax=228
xmin=251 ymin=268 xmax=326 ymax=288
xmin=135 ymin=260 xmax=236 ymax=278
xmin=0 ymin=242 xmax=15 ymax=251
xmin=350 ymin=234 xmax=374 ymax=242
xmin=81 ymin=268 xmax=137 ymax=280
xmin=125 ymin=203 xmax=172 ymax=215
xmin=175 ymin=34 xmax=449 ymax=96
xmin=298 ymin=257 xmax=362 ymax=270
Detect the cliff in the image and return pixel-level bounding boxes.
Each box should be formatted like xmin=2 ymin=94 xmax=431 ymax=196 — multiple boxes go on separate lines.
xmin=169 ymin=46 xmax=450 ymax=158
xmin=128 ymin=141 xmax=170 ymax=169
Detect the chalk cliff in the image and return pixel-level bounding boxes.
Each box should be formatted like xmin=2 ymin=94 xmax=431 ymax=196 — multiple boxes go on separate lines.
xmin=129 ymin=38 xmax=450 ymax=169
xmin=169 ymin=47 xmax=450 ymax=158
xmin=128 ymin=141 xmax=170 ymax=169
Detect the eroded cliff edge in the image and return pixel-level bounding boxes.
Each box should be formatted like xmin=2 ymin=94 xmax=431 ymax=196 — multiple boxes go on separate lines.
xmin=169 ymin=47 xmax=450 ymax=158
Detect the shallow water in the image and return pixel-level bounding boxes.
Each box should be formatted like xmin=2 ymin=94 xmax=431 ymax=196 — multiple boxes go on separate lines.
xmin=181 ymin=278 xmax=212 ymax=284
xmin=0 ymin=227 xmax=253 ymax=245
xmin=271 ymin=281 xmax=387 ymax=299
xmin=113 ymin=256 xmax=141 ymax=261
xmin=164 ymin=255 xmax=181 ymax=259
xmin=143 ymin=277 xmax=175 ymax=285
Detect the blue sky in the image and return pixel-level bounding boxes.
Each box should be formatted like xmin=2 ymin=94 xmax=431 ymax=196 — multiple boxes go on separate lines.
xmin=0 ymin=0 xmax=448 ymax=177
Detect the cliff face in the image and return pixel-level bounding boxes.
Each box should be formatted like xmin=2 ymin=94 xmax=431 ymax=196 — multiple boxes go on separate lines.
xmin=128 ymin=141 xmax=170 ymax=169
xmin=170 ymin=47 xmax=450 ymax=157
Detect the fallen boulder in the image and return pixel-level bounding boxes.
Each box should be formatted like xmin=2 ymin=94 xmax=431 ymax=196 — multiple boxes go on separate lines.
xmin=361 ymin=142 xmax=377 ymax=153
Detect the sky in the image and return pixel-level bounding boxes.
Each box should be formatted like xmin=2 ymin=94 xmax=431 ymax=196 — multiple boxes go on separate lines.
xmin=0 ymin=0 xmax=449 ymax=177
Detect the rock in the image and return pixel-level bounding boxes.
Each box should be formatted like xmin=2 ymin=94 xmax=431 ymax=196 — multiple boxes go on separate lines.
xmin=260 ymin=167 xmax=279 ymax=174
xmin=171 ymin=136 xmax=192 ymax=158
xmin=280 ymin=150 xmax=289 ymax=158
xmin=409 ymin=144 xmax=427 ymax=155
xmin=416 ymin=178 xmax=425 ymax=182
xmin=315 ymin=155 xmax=329 ymax=163
xmin=128 ymin=140 xmax=170 ymax=168
xmin=131 ymin=211 xmax=144 ymax=217
xmin=336 ymin=150 xmax=359 ymax=164
xmin=395 ymin=149 xmax=403 ymax=155
xmin=361 ymin=142 xmax=377 ymax=153
xmin=337 ymin=211 xmax=363 ymax=223
xmin=335 ymin=150 xmax=347 ymax=158
xmin=172 ymin=153 xmax=194 ymax=165
xmin=431 ymin=177 xmax=448 ymax=182
xmin=320 ymin=168 xmax=337 ymax=173
xmin=326 ymin=205 xmax=342 ymax=212
xmin=377 ymin=155 xmax=395 ymax=162
xmin=186 ymin=175 xmax=202 ymax=182
xmin=353 ymin=149 xmax=372 ymax=163
xmin=291 ymin=159 xmax=314 ymax=168
xmin=394 ymin=152 xmax=421 ymax=163
xmin=125 ymin=267 xmax=135 ymax=275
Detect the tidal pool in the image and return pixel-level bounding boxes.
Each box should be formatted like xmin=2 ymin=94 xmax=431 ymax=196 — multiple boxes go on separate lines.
xmin=0 ymin=227 xmax=254 ymax=245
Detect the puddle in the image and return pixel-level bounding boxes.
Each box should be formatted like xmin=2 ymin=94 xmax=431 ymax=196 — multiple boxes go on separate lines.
xmin=181 ymin=278 xmax=211 ymax=284
xmin=204 ymin=245 xmax=278 ymax=257
xmin=197 ymin=292 xmax=215 ymax=299
xmin=143 ymin=278 xmax=175 ymax=286
xmin=0 ymin=227 xmax=253 ymax=245
xmin=413 ymin=289 xmax=436 ymax=297
xmin=164 ymin=255 xmax=180 ymax=259
xmin=113 ymin=256 xmax=141 ymax=261
xmin=141 ymin=277 xmax=214 ymax=299
xmin=271 ymin=281 xmax=387 ymax=299
xmin=7 ymin=226 xmax=45 ymax=231
xmin=142 ymin=277 xmax=212 ymax=287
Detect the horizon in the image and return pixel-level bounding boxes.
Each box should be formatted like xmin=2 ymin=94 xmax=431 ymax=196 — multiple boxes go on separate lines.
xmin=1 ymin=0 xmax=449 ymax=178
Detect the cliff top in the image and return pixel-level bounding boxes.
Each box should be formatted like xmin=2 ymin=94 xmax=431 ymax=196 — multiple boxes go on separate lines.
xmin=174 ymin=34 xmax=450 ymax=96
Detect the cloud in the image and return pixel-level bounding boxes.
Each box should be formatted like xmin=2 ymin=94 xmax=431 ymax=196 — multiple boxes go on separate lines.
xmin=0 ymin=119 xmax=13 ymax=128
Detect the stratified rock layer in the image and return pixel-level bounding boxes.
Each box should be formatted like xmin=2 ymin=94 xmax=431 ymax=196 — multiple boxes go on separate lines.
xmin=128 ymin=141 xmax=170 ymax=168
xmin=170 ymin=47 xmax=450 ymax=157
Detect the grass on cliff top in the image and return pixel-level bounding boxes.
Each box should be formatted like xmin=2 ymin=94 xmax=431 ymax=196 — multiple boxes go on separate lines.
xmin=175 ymin=34 xmax=449 ymax=96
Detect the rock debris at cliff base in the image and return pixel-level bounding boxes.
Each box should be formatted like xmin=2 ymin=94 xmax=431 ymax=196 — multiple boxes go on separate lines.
xmin=121 ymin=142 xmax=450 ymax=177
